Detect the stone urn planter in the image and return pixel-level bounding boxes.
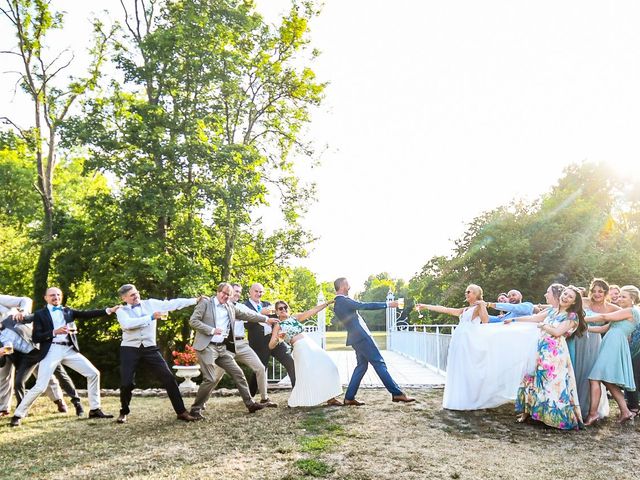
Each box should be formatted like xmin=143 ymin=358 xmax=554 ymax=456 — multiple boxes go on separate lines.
xmin=172 ymin=365 xmax=201 ymax=391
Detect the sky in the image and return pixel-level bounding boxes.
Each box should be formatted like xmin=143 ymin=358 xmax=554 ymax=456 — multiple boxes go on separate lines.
xmin=2 ymin=1 xmax=640 ymax=293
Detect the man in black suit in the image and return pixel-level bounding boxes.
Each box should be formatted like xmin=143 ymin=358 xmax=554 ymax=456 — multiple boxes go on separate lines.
xmin=244 ymin=283 xmax=295 ymax=395
xmin=10 ymin=287 xmax=117 ymax=427
xmin=1 ymin=312 xmax=85 ymax=416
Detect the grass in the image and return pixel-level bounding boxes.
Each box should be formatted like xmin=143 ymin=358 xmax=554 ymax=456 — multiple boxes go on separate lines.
xmin=324 ymin=331 xmax=386 ymax=351
xmin=1 ymin=388 xmax=639 ymax=479
xmin=293 ymin=459 xmax=334 ymax=477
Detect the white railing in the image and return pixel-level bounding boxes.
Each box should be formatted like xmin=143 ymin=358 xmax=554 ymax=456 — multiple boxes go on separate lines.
xmin=386 ymin=291 xmax=454 ymax=375
xmin=267 ymin=291 xmax=326 ymax=383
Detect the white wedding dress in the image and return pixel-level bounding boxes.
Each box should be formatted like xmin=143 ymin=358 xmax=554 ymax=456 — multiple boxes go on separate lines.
xmin=443 ymin=307 xmax=539 ymax=410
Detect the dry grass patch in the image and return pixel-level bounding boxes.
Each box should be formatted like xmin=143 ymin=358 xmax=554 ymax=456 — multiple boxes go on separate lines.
xmin=0 ymin=388 xmax=638 ymax=479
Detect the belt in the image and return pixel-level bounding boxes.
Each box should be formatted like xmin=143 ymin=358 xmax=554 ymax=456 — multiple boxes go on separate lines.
xmin=52 ymin=340 xmax=72 ymax=346
xmin=210 ymin=341 xmax=225 ymax=346
xmin=235 ymin=337 xmax=244 ymax=341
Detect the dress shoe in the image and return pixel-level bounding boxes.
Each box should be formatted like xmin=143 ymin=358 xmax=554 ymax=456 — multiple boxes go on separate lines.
xmin=72 ymin=399 xmax=84 ymax=417
xmin=116 ymin=414 xmax=127 ymax=424
xmin=10 ymin=416 xmax=21 ymax=427
xmin=247 ymin=402 xmax=266 ymax=413
xmin=176 ymin=411 xmax=197 ymax=422
xmin=88 ymin=408 xmax=114 ymax=419
xmin=189 ymin=410 xmax=205 ymax=420
xmin=0 ymin=410 xmax=9 ymax=417
xmin=54 ymin=399 xmax=68 ymax=413
xmin=260 ymin=399 xmax=278 ymax=408
xmin=326 ymin=397 xmax=343 ymax=407
xmin=392 ymin=394 xmax=416 ymax=403
xmin=343 ymin=399 xmax=365 ymax=406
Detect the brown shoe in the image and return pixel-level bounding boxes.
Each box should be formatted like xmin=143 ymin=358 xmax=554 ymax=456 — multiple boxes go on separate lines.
xmin=247 ymin=402 xmax=266 ymax=413
xmin=392 ymin=394 xmax=416 ymax=403
xmin=54 ymin=399 xmax=68 ymax=413
xmin=189 ymin=409 xmax=206 ymax=420
xmin=260 ymin=399 xmax=278 ymax=408
xmin=326 ymin=397 xmax=343 ymax=407
xmin=343 ymin=399 xmax=365 ymax=406
xmin=176 ymin=411 xmax=197 ymax=422
xmin=0 ymin=410 xmax=9 ymax=417
xmin=116 ymin=414 xmax=127 ymax=424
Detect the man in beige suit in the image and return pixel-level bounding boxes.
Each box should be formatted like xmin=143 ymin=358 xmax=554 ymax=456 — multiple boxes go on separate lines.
xmin=189 ymin=282 xmax=277 ymax=417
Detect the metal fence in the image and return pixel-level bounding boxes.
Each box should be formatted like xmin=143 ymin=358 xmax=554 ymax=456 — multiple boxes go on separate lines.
xmin=385 ymin=291 xmax=454 ymax=375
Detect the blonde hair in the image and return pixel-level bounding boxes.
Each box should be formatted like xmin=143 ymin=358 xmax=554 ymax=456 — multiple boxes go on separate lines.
xmin=466 ymin=284 xmax=483 ymax=301
xmin=620 ymin=285 xmax=640 ymax=305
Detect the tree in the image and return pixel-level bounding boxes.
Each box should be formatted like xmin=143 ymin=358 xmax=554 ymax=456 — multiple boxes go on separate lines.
xmin=0 ymin=0 xmax=112 ymax=305
xmin=356 ymin=273 xmax=406 ymax=330
xmin=407 ymin=162 xmax=640 ymax=324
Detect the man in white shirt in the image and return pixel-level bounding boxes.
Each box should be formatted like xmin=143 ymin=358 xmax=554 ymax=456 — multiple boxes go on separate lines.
xmin=189 ymin=282 xmax=277 ymax=417
xmin=1 ymin=297 xmax=85 ymax=417
xmin=115 ymin=284 xmax=204 ymax=423
xmin=210 ymin=283 xmax=276 ymax=408
xmin=0 ymin=295 xmax=32 ymax=416
xmin=10 ymin=287 xmax=118 ymax=427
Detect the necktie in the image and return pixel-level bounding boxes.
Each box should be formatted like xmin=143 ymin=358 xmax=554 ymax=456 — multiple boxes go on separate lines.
xmin=52 ymin=306 xmax=62 ymax=311
xmin=256 ymin=304 xmax=262 ymax=313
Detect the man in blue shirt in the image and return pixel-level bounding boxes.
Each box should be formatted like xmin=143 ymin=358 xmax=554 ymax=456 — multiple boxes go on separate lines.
xmin=487 ymin=289 xmax=534 ymax=323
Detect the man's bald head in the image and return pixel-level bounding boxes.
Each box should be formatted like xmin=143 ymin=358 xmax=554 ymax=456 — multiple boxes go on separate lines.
xmin=507 ymin=290 xmax=522 ymax=304
xmin=249 ymin=283 xmax=265 ymax=303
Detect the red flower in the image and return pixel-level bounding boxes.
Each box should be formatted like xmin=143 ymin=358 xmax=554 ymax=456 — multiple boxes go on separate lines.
xmin=172 ymin=344 xmax=198 ymax=366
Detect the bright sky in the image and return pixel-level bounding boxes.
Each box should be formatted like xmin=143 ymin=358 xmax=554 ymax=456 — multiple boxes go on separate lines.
xmin=2 ymin=1 xmax=640 ymax=293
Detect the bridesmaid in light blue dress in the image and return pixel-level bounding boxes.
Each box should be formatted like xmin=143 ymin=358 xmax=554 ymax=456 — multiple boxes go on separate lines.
xmin=584 ymin=285 xmax=640 ymax=425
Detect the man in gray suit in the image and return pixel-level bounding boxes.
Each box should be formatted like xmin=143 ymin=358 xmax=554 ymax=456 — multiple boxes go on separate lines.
xmin=189 ymin=282 xmax=277 ymax=417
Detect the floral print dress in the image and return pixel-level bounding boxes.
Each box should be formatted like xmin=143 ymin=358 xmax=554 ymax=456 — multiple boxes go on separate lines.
xmin=515 ymin=309 xmax=583 ymax=430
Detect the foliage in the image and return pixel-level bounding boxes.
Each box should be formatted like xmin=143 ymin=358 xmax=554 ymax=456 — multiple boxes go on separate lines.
xmin=356 ymin=272 xmax=407 ymax=330
xmin=0 ymin=1 xmax=328 ymax=386
xmin=0 ymin=0 xmax=113 ymax=305
xmin=407 ymin=162 xmax=640 ymax=324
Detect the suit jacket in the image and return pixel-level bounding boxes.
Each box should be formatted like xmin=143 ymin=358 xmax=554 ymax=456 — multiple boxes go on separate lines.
xmin=190 ymin=298 xmax=266 ymax=353
xmin=243 ymin=300 xmax=273 ymax=348
xmin=30 ymin=306 xmax=108 ymax=360
xmin=333 ymin=295 xmax=387 ymax=346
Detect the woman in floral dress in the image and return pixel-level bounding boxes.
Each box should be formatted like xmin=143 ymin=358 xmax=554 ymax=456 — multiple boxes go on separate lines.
xmin=514 ymin=285 xmax=586 ymax=430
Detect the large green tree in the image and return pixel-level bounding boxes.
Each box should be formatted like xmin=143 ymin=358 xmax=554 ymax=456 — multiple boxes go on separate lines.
xmin=0 ymin=0 xmax=112 ymax=305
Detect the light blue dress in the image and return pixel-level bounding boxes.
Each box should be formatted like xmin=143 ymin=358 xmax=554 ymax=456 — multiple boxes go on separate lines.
xmin=588 ymin=314 xmax=639 ymax=390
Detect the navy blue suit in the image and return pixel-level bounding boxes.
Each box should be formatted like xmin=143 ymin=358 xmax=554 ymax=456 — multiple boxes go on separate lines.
xmin=333 ymin=295 xmax=402 ymax=399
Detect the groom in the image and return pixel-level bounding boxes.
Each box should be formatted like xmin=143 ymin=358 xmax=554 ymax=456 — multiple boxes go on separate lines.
xmin=333 ymin=278 xmax=415 ymax=405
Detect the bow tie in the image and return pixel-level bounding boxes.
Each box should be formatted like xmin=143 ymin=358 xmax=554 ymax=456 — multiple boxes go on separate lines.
xmin=52 ymin=306 xmax=63 ymax=312
xmin=131 ymin=304 xmax=141 ymax=309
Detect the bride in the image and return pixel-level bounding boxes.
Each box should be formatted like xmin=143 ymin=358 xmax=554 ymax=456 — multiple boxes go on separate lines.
xmin=416 ymin=284 xmax=538 ymax=410
xmin=268 ymin=300 xmax=343 ymax=407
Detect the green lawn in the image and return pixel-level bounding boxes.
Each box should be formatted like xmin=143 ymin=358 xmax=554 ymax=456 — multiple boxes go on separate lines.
xmin=324 ymin=331 xmax=387 ymax=351
xmin=1 ymin=389 xmax=637 ymax=480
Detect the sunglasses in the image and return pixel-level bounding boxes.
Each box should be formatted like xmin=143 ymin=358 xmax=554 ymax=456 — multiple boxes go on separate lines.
xmin=277 ymin=306 xmax=288 ymax=311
